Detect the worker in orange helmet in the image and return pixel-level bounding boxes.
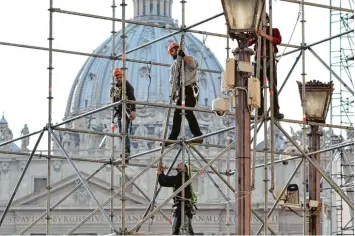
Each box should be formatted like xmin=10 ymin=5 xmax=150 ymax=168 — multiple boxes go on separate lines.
xmin=164 ymin=42 xmax=203 ymax=147
xmin=110 ymin=68 xmax=136 ymax=160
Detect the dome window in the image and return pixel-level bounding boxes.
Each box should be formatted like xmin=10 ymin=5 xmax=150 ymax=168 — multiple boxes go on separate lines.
xmin=102 ymin=45 xmax=108 ymax=53
xmin=89 ymin=73 xmax=96 ymax=80
xmin=139 ymin=66 xmax=150 ymax=80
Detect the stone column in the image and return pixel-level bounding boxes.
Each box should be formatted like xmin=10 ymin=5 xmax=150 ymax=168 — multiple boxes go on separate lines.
xmin=169 ymin=0 xmax=172 ymax=18
xmin=133 ymin=0 xmax=138 ymax=17
xmin=145 ymin=0 xmax=150 ymax=15
xmin=139 ymin=0 xmax=144 ymax=16
xmin=0 ymin=162 xmax=10 ymax=202
xmin=159 ymin=0 xmax=164 ymax=16
xmin=152 ymin=0 xmax=157 ymax=15
xmin=165 ymin=0 xmax=170 ymax=18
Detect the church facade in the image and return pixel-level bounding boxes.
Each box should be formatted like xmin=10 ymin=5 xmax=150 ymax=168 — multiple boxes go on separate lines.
xmin=1 ymin=113 xmax=345 ymax=235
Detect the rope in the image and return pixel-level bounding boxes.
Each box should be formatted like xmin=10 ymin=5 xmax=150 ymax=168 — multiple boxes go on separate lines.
xmin=135 ymin=62 xmax=152 ymax=110
xmin=193 ymin=33 xmax=208 ymax=105
xmin=277 ymin=3 xmax=301 ymax=62
xmin=197 ymin=33 xmax=208 ymax=83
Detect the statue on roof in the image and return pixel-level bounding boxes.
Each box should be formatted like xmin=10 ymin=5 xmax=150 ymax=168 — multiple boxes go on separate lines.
xmin=20 ymin=124 xmax=30 ymax=151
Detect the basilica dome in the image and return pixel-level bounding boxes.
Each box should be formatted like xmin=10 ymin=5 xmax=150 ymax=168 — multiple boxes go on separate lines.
xmin=64 ymin=0 xmax=223 ymax=119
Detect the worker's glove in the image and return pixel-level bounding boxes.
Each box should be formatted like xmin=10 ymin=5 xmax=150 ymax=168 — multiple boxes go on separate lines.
xmin=178 ymin=49 xmax=185 ymax=58
xmin=156 ymin=162 xmax=165 ymax=175
xmin=158 ymin=163 xmax=165 ymax=172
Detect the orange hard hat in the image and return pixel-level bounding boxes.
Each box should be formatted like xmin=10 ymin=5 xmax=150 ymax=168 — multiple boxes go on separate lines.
xmin=113 ymin=68 xmax=123 ymax=77
xmin=167 ymin=42 xmax=179 ymax=55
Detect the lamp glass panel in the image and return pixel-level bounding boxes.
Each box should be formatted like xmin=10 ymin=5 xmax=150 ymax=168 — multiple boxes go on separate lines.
xmin=223 ymin=0 xmax=262 ymax=31
xmin=304 ymin=91 xmax=328 ymax=120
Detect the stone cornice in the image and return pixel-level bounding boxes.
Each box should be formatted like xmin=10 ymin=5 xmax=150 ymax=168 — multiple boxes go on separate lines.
xmin=0 ymin=203 xmax=227 ymax=211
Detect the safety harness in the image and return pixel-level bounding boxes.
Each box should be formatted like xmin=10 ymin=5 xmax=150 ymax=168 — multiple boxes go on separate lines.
xmin=174 ymin=33 xmax=208 ymax=107
xmin=172 ymin=162 xmax=198 ymax=216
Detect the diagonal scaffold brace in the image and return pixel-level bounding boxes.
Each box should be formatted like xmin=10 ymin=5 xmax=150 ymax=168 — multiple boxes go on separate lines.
xmin=49 ymin=126 xmax=119 ymax=234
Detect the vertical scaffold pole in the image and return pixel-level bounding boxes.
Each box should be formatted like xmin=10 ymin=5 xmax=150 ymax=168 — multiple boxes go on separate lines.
xmin=47 ymin=0 xmax=54 ymax=234
xmin=120 ymin=0 xmax=128 ymax=233
xmin=225 ymin=23 xmax=231 ymax=236
xmin=262 ymin=8 xmax=269 ymax=236
xmin=269 ymin=0 xmax=276 ymax=193
xmin=180 ymin=0 xmax=187 ymax=233
xmin=110 ymin=0 xmax=117 ymax=233
xmin=300 ymin=0 xmax=308 ymax=234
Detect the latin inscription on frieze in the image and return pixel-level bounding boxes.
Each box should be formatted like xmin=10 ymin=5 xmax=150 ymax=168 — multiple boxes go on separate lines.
xmin=3 ymin=213 xmax=277 ymax=225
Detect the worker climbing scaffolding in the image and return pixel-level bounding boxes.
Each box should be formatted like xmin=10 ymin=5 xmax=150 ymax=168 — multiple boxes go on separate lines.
xmin=164 ymin=41 xmax=204 ymax=146
xmin=110 ymin=68 xmax=137 ymax=162
xmin=150 ymin=39 xmax=202 ymax=235
xmin=156 ymin=162 xmax=197 ymax=235
xmin=248 ymin=13 xmax=284 ymax=120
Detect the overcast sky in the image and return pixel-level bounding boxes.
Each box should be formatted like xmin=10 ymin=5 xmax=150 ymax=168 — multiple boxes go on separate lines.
xmin=0 ymin=0 xmax=353 ymax=151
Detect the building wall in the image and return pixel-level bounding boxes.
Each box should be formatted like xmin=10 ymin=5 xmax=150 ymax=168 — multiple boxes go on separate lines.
xmin=0 ymin=147 xmax=333 ymax=235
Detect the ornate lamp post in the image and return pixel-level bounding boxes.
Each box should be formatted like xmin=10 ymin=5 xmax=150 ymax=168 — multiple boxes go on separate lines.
xmin=220 ymin=1 xmax=265 ymax=235
xmin=297 ymin=80 xmax=334 ymax=235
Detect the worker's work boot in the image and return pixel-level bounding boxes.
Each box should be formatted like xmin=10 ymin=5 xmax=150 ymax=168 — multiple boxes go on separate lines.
xmin=258 ymin=109 xmax=265 ymax=117
xmin=274 ymin=111 xmax=284 ymax=120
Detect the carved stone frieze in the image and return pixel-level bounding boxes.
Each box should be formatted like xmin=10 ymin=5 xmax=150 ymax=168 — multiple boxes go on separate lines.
xmin=53 ymin=160 xmax=62 ymax=172
xmin=18 ymin=160 xmax=26 ymax=171
xmin=134 ymin=124 xmax=149 ymax=149
xmin=198 ymin=111 xmax=212 ymax=123
xmin=0 ymin=161 xmax=10 ymax=173
xmin=73 ymin=180 xmax=92 ymax=205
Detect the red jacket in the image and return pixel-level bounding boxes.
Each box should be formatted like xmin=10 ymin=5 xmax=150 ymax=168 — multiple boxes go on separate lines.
xmin=248 ymin=27 xmax=282 ymax=57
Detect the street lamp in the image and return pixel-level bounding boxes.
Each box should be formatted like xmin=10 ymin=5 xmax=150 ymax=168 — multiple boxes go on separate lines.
xmin=297 ymin=80 xmax=334 ymax=123
xmin=218 ymin=1 xmax=265 ymax=235
xmin=297 ymin=80 xmax=334 ymax=235
xmin=221 ymin=0 xmax=264 ymax=44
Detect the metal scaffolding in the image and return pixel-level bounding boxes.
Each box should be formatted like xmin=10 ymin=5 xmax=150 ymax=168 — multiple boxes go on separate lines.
xmin=329 ymin=0 xmax=354 ymax=234
xmin=0 ymin=0 xmax=354 ymax=235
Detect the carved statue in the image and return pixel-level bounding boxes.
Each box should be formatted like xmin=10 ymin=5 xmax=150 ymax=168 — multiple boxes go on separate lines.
xmin=0 ymin=161 xmax=10 ymax=173
xmin=154 ymin=125 xmax=163 ymax=139
xmin=20 ymin=124 xmax=30 ymax=150
xmin=134 ymin=124 xmax=148 ymax=149
xmin=62 ymin=131 xmax=72 ymax=149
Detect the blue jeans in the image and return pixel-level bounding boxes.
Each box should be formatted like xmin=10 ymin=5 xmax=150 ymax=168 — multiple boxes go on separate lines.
xmin=118 ymin=119 xmax=131 ymax=154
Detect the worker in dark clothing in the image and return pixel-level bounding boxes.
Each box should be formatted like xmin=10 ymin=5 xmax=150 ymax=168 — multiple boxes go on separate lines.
xmin=165 ymin=42 xmax=203 ymax=146
xmin=157 ymin=162 xmax=197 ymax=235
xmin=110 ymin=68 xmax=136 ymax=158
xmin=248 ymin=13 xmax=284 ymax=120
